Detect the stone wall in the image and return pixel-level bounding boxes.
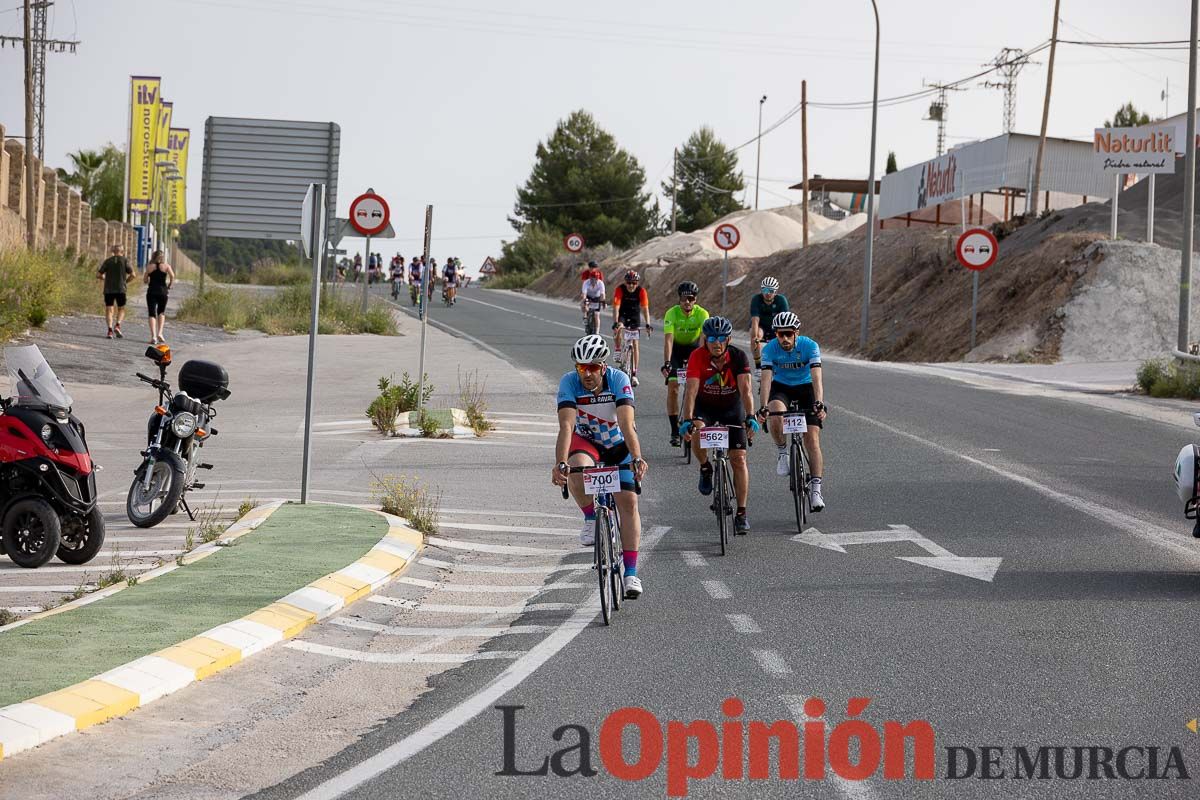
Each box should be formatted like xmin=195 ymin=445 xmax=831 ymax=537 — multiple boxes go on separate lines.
xmin=0 ymin=120 xmax=136 ymax=259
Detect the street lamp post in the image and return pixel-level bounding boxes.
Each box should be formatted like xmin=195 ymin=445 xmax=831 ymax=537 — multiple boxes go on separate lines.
xmin=859 ymin=0 xmax=881 ymax=350
xmin=1179 ymin=0 xmax=1198 ymax=355
xmin=755 ymin=95 xmax=767 ymax=210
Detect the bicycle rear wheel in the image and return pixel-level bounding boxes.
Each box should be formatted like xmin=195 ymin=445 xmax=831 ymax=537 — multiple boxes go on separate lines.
xmin=609 ymin=505 xmax=623 ymax=610
xmin=683 ymin=433 xmax=692 ymax=464
xmin=790 ymin=438 xmax=806 ymax=533
xmin=595 ymin=512 xmax=613 ymax=625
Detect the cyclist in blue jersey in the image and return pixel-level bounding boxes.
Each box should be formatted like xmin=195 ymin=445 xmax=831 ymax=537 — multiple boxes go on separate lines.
xmin=552 ymin=334 xmax=649 ymax=598
xmin=756 ymin=311 xmax=828 ymax=511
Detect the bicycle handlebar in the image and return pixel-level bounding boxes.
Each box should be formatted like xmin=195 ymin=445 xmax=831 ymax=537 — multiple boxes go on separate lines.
xmin=558 ymin=464 xmax=642 ymax=498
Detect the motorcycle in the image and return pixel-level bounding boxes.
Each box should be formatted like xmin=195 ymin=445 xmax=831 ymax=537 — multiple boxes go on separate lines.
xmin=126 ymin=345 xmax=229 ymax=528
xmin=1174 ymin=412 xmax=1200 ymax=538
xmin=0 ymin=345 xmax=104 ymax=568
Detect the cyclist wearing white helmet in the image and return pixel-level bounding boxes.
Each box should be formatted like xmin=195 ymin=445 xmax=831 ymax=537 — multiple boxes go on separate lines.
xmin=749 ymin=276 xmax=790 ymax=370
xmin=553 ymin=334 xmax=649 ymax=598
xmin=756 ymin=311 xmax=828 ymax=511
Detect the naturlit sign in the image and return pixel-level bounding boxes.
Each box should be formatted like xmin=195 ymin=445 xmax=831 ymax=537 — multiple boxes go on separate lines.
xmin=1093 ymin=125 xmax=1177 ymax=174
xmin=916 ymin=153 xmax=957 ymax=209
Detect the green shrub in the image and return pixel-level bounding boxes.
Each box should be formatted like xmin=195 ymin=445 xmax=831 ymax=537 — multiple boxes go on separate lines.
xmin=0 ymin=248 xmax=97 ymax=341
xmin=485 ymin=272 xmax=540 ymax=290
xmin=1136 ymin=358 xmax=1168 ymax=394
xmin=1137 ymin=357 xmax=1200 ymax=399
xmin=371 ymin=474 xmax=441 ymax=536
xmin=176 ymin=284 xmax=397 ymax=336
xmin=367 ymin=373 xmax=433 ymax=434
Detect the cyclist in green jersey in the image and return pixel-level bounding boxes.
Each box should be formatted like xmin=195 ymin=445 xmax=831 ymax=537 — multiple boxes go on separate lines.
xmin=660 ymin=281 xmax=709 ymax=447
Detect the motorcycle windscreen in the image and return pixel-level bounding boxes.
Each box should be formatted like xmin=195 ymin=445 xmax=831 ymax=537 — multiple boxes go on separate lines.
xmin=4 ymin=344 xmax=73 ymax=411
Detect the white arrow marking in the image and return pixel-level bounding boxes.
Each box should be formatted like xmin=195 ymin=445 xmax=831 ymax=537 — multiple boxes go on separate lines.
xmin=791 ymin=524 xmax=1001 ymax=582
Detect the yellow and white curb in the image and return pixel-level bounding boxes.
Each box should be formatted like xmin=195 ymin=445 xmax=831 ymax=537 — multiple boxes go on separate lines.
xmin=0 ymin=507 xmax=423 ymax=761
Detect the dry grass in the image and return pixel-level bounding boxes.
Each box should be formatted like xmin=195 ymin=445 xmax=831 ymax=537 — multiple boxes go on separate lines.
xmin=0 ymin=609 xmax=18 ymax=626
xmin=371 ymin=474 xmax=441 ymax=536
xmin=96 ymin=543 xmax=132 ymax=589
xmin=0 ymin=247 xmax=98 ymax=342
xmin=237 ymin=496 xmax=258 ymax=519
xmin=458 ymin=369 xmax=495 ymax=437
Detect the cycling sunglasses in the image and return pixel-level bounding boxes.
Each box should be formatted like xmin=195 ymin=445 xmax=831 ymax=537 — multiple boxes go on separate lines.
xmin=761 ymin=288 xmax=776 ymax=296
xmin=680 ymin=295 xmax=696 ymax=302
xmin=776 ymin=330 xmax=797 ymax=338
xmin=575 ymin=363 xmax=605 ymax=375
xmin=706 ymin=335 xmax=730 ymax=343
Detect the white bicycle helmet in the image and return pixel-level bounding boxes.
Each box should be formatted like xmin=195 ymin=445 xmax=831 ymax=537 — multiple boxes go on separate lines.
xmin=573 ymin=334 xmax=610 ymax=364
xmin=761 ymin=276 xmax=780 ymax=292
xmin=1176 ymin=444 xmax=1199 ymax=503
xmin=772 ymin=311 xmax=801 ymax=330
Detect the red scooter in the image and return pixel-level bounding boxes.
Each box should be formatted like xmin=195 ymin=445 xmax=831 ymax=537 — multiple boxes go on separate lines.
xmin=0 ymin=345 xmax=104 ymax=567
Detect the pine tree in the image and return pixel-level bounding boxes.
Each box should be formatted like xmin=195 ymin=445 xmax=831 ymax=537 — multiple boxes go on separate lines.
xmin=662 ymin=127 xmax=746 ymax=233
xmin=1104 ymin=102 xmax=1152 ymax=128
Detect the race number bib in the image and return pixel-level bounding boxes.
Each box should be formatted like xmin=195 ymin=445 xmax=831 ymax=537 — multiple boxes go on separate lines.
xmin=676 ymin=366 xmax=688 ymax=381
xmin=622 ymin=329 xmax=640 ymax=342
xmin=583 ymin=467 xmax=620 ymax=496
xmin=587 ymin=302 xmax=602 ymax=312
xmin=782 ymin=414 xmax=808 ymax=434
xmin=698 ymin=427 xmax=730 ymax=450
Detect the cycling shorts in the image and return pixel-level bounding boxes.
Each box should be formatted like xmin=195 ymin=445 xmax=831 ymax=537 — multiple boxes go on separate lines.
xmin=693 ymin=404 xmax=748 ymax=451
xmin=569 ymin=433 xmax=636 ymax=492
xmin=617 ymin=309 xmax=642 ymax=329
xmin=666 ymin=342 xmax=697 ymax=385
xmin=767 ymin=381 xmax=823 ymax=429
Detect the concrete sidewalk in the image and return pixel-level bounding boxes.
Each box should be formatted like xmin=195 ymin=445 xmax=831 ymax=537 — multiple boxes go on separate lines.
xmin=923 ymin=359 xmax=1139 ymax=394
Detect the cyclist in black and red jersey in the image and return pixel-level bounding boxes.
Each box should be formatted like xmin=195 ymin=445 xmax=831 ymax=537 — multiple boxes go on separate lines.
xmin=612 ymin=270 xmax=651 ymax=386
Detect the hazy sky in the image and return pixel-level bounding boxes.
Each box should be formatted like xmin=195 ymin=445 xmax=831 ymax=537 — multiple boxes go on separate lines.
xmin=0 ymin=0 xmax=1192 ymax=272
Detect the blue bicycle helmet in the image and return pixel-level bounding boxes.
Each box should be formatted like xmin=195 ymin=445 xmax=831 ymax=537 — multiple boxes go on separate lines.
xmin=702 ymin=316 xmax=734 ymax=338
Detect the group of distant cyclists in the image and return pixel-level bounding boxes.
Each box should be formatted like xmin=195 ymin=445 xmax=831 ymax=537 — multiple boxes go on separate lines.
xmin=337 ymin=253 xmax=467 ymax=307
xmin=557 ymin=265 xmax=827 ymax=599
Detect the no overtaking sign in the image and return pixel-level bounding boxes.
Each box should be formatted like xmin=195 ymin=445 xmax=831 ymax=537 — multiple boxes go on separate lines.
xmin=956 ymin=228 xmax=998 ymax=272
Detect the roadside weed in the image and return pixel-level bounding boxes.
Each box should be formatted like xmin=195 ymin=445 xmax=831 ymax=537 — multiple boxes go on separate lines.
xmin=97 ymin=544 xmax=131 ymax=589
xmin=459 ymin=368 xmax=495 ymax=437
xmin=237 ymin=496 xmax=258 ymax=519
xmin=0 ymin=609 xmax=17 ymax=626
xmin=371 ymin=473 xmax=441 ymax=537
xmin=368 ymin=373 xmax=434 ymax=435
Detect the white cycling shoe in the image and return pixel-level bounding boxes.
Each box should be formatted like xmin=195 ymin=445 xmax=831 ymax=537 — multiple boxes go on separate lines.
xmin=623 ymin=574 xmax=643 ymax=599
xmin=631 ymin=375 xmax=640 ymax=387
xmin=580 ymin=519 xmax=595 ymax=547
xmin=776 ymin=451 xmax=790 ymax=476
xmin=809 ymin=482 xmax=826 ymax=512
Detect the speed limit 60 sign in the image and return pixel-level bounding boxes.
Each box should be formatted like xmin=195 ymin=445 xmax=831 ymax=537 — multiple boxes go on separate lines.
xmin=956 ymin=228 xmax=999 ymax=271
xmin=564 ymin=233 xmax=585 ymax=253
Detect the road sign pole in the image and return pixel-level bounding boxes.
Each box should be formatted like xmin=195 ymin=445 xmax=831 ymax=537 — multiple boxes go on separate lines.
xmin=970 ymin=271 xmax=979 ymax=352
xmin=300 ymin=183 xmax=324 ymax=505
xmin=722 ymin=250 xmax=729 ymax=317
xmin=1147 ymin=173 xmax=1156 ymax=245
xmin=416 ymin=205 xmax=433 ymax=415
xmin=361 ymin=234 xmax=371 ymax=313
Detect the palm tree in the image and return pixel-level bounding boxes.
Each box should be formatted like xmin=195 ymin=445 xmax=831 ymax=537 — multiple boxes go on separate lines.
xmin=56 ymin=149 xmax=105 ymax=202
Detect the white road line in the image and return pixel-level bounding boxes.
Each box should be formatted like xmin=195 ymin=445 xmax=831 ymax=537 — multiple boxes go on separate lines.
xmin=492 ymin=430 xmax=559 ymax=438
xmin=681 ymin=550 xmax=708 ymax=567
xmin=490 ymin=411 xmax=557 ymax=420
xmin=395 ymin=577 xmax=587 ymax=593
xmin=418 ymin=557 xmax=590 ymax=574
xmin=726 ymin=613 xmax=762 ymax=634
xmin=0 ymin=562 xmax=158 ymax=575
xmin=329 ymin=618 xmax=552 ymax=638
xmin=751 ymin=649 xmax=793 ymax=675
xmin=285 ymin=640 xmax=523 ymax=664
xmin=367 ymin=596 xmax=576 ymax=614
xmin=702 ymin=580 xmax=732 ymax=600
xmin=487 ymin=419 xmax=558 ymax=428
xmin=839 ymin=406 xmax=1200 ymax=564
xmin=438 ymin=522 xmax=576 ymax=537
xmin=291 ymin=525 xmax=670 ymax=800
xmin=426 ymin=536 xmax=578 ymax=556
xmin=0 ymin=585 xmax=91 ymax=593
xmin=1 ymin=606 xmax=40 ymax=614
xmin=313 ymin=420 xmax=377 ymax=428
xmin=456 ymin=295 xmax=580 ymax=331
xmin=439 ymin=509 xmax=578 ymax=520
xmin=781 ymin=695 xmax=882 ymax=800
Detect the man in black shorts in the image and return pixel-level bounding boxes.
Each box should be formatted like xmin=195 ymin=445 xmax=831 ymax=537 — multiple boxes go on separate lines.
xmin=678 ymin=316 xmax=761 ymax=534
xmin=97 ymin=244 xmax=134 ymax=339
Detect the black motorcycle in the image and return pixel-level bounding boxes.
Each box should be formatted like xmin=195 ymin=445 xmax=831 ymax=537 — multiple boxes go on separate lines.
xmin=0 ymin=345 xmax=104 ymax=568
xmin=126 ymin=345 xmax=229 ymax=528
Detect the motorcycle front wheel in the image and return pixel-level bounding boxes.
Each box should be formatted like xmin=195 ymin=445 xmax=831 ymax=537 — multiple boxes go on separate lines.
xmin=2 ymin=497 xmax=62 ymax=568
xmin=126 ymin=451 xmax=186 ymax=528
xmin=57 ymin=505 xmax=106 ymax=564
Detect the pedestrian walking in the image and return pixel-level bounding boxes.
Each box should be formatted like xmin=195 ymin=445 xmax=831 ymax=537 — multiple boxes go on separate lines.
xmin=144 ymin=250 xmax=176 ymax=345
xmin=97 ymin=243 xmax=134 ymax=339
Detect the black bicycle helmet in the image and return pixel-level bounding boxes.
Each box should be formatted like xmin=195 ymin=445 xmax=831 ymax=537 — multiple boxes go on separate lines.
xmin=624 ymin=270 xmax=640 ymax=283
xmin=677 ymin=281 xmax=699 ymax=297
xmin=702 ymin=316 xmax=734 ymax=338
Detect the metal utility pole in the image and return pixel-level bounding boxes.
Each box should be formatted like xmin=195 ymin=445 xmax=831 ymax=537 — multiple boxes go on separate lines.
xmin=859 ymin=0 xmax=881 ymax=350
xmin=801 ymin=80 xmax=810 ymax=247
xmin=671 ymin=148 xmax=678 ymax=233
xmin=922 ymin=81 xmax=964 ymax=156
xmin=1 ymin=1 xmax=80 ymax=163
xmin=1031 ymin=0 xmax=1062 ymax=217
xmin=1178 ymin=0 xmax=1198 ymax=354
xmin=982 ymin=48 xmax=1035 ymax=134
xmin=22 ymin=0 xmax=36 ymax=249
xmin=755 ymin=95 xmax=767 ymax=210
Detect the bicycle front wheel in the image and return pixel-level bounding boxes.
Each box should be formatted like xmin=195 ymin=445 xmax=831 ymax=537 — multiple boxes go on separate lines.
xmin=714 ymin=458 xmax=728 ymax=556
xmin=595 ymin=512 xmax=613 ymax=625
xmin=790 ymin=437 xmax=807 ymax=533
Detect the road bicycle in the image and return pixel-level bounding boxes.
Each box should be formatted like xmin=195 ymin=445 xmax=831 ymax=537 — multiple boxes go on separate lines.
xmin=561 ymin=465 xmax=639 ymax=625
xmin=767 ymin=402 xmax=814 ymax=533
xmin=675 ymin=365 xmax=691 ymax=464
xmin=612 ymin=325 xmax=647 ymax=381
xmin=582 ymin=300 xmax=605 ymax=336
xmin=696 ymin=423 xmax=742 ymax=556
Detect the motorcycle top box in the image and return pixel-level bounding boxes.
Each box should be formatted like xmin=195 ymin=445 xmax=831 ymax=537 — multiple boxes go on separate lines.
xmin=178 ymin=359 xmax=230 ymax=404
xmin=0 ymin=345 xmax=105 ymax=568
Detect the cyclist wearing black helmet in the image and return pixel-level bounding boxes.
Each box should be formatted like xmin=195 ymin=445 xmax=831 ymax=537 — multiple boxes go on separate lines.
xmin=612 ymin=269 xmax=651 ymax=386
xmin=660 ymin=281 xmax=709 ymax=446
xmin=678 ymin=316 xmax=760 ymax=534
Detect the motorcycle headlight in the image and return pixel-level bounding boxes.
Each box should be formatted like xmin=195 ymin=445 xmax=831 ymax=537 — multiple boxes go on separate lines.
xmin=40 ymin=424 xmax=53 ymax=442
xmin=171 ymin=412 xmax=198 ymax=438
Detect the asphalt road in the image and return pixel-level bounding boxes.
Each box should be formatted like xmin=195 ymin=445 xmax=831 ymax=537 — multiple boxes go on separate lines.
xmin=249 ymin=288 xmax=1200 ymax=799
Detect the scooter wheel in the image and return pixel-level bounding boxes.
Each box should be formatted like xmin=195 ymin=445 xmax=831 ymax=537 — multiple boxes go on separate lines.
xmin=57 ymin=506 xmax=105 ymax=564
xmin=2 ymin=498 xmax=62 ymax=568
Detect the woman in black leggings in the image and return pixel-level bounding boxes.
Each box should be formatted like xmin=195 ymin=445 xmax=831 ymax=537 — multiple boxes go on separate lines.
xmin=144 ymin=250 xmax=176 ymax=344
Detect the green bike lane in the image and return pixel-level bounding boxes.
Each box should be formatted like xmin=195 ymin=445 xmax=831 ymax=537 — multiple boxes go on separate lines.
xmin=252 ymin=289 xmax=1200 ymax=799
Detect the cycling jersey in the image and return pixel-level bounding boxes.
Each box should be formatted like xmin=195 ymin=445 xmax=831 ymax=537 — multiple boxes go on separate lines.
xmin=613 ymin=285 xmax=648 ymax=326
xmin=686 ymin=345 xmax=751 ymax=413
xmin=761 ymin=337 xmax=821 ymax=386
xmin=582 ymin=278 xmax=606 ymax=301
xmin=749 ymin=294 xmax=790 ymax=336
xmin=662 ymin=304 xmax=710 ymax=346
xmin=557 ymin=367 xmax=634 ymax=449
